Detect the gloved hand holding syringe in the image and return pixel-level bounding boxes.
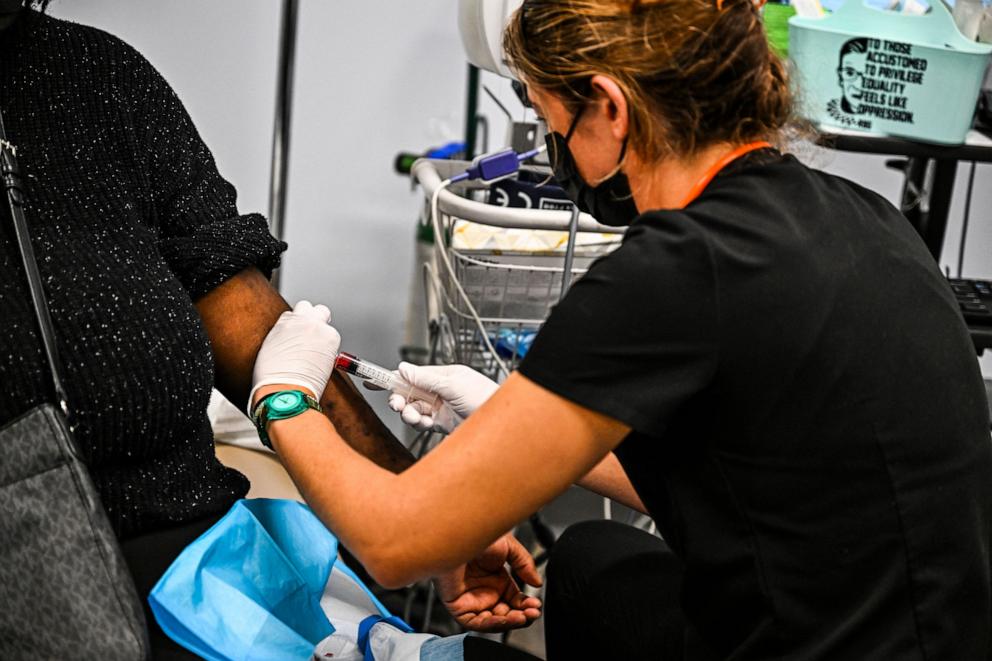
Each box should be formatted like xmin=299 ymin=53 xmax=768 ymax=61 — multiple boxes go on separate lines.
xmin=249 ymin=301 xmax=491 ymax=433
xmin=334 ymin=352 xmax=440 ymax=409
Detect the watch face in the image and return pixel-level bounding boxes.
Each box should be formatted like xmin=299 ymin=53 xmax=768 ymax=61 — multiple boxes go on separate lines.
xmin=270 ymin=390 xmax=304 ymax=414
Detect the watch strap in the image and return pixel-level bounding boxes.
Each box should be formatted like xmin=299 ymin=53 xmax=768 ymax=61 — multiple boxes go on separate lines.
xmin=251 ymin=390 xmax=321 ymax=450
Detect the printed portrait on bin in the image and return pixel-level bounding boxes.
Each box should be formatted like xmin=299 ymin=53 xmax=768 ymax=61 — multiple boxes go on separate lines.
xmin=837 ymin=38 xmax=869 ymax=114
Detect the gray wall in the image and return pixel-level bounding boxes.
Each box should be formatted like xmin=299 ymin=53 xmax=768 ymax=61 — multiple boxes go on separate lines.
xmin=48 ymin=0 xmax=992 ymax=394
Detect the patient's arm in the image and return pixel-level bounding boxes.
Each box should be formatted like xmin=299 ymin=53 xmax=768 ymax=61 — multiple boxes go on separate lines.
xmin=198 ymin=269 xmax=538 ymax=630
xmin=195 ymin=267 xmax=414 ymax=473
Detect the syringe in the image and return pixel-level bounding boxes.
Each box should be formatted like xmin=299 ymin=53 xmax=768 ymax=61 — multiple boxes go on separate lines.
xmin=334 ymin=352 xmax=439 ymax=409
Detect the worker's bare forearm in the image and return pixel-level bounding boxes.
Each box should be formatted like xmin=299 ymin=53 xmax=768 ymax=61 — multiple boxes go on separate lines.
xmin=197 ymin=267 xmax=414 ymax=473
xmin=576 ymin=452 xmax=647 ymax=514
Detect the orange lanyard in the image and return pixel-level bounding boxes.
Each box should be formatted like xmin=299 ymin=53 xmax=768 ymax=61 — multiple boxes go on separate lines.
xmin=678 ymin=141 xmax=772 ymax=208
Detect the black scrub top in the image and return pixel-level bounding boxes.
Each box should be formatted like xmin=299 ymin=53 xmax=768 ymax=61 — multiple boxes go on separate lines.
xmin=518 ymin=150 xmax=992 ymax=659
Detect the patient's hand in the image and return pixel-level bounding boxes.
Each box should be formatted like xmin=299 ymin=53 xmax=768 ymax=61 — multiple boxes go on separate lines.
xmin=434 ymin=533 xmax=543 ymax=632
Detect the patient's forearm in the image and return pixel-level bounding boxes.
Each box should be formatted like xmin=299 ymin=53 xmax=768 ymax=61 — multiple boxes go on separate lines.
xmin=197 ymin=267 xmax=414 ymax=474
xmin=319 ymin=371 xmax=414 ymax=473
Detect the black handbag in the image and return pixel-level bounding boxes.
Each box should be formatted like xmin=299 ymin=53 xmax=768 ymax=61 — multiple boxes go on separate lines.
xmin=0 ymin=110 xmax=150 ymax=659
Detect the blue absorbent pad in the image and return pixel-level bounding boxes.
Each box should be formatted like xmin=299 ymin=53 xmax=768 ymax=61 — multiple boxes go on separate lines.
xmin=148 ymin=498 xmax=463 ymax=661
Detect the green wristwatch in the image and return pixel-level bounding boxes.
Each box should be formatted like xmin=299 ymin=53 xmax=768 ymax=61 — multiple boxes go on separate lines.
xmin=251 ymin=390 xmax=322 ymax=450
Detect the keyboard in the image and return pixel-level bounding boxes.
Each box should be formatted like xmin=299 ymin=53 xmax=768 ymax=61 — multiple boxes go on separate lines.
xmin=948 ymin=279 xmax=992 ymax=354
xmin=948 ymin=278 xmax=992 ymax=326
xmin=947 ymin=280 xmax=992 ymax=423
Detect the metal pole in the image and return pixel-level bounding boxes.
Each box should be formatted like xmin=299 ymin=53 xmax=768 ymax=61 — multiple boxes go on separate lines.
xmin=463 ymin=64 xmax=480 ymax=160
xmin=559 ymin=204 xmax=581 ymax=301
xmin=268 ymin=0 xmax=299 ymax=291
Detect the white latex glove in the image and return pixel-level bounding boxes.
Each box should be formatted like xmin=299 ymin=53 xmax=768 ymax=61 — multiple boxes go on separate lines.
xmin=248 ymin=300 xmax=341 ymax=413
xmin=387 ymin=363 xmax=499 ymax=433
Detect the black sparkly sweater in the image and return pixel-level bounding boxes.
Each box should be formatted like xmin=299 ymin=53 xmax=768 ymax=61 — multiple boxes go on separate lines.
xmin=0 ymin=10 xmax=286 ymax=538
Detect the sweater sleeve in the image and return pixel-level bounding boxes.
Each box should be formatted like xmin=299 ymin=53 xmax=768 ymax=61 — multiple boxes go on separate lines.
xmin=121 ymin=44 xmax=286 ymax=300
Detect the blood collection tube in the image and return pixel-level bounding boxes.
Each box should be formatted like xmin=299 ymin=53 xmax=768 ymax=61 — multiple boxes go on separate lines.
xmin=334 ymin=352 xmax=440 ymax=408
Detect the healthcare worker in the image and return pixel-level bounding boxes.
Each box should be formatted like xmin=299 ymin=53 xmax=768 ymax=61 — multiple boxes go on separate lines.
xmin=247 ymin=0 xmax=992 ymax=658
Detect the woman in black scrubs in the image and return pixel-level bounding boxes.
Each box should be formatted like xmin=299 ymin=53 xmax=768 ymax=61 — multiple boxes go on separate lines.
xmin=247 ymin=0 xmax=992 ymax=658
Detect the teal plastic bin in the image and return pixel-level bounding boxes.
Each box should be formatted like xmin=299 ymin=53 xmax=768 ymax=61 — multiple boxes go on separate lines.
xmin=789 ymin=0 xmax=992 ymax=144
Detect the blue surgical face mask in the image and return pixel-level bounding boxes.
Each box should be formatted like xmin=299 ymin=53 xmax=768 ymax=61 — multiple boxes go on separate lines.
xmin=544 ymin=106 xmax=640 ymax=227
